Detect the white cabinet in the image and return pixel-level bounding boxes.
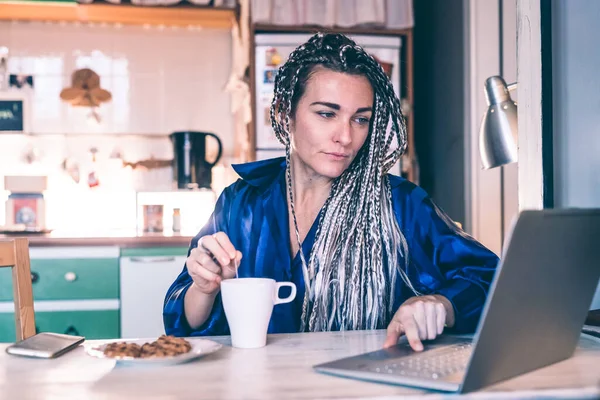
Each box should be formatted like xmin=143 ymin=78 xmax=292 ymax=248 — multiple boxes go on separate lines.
xmin=120 ymin=255 xmax=186 ymax=338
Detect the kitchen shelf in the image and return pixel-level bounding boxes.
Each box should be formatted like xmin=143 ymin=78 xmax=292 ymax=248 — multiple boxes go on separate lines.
xmin=0 ymin=1 xmax=236 ymax=29
xmin=19 ymin=132 xmax=171 ymax=139
xmin=253 ymin=23 xmax=412 ymax=37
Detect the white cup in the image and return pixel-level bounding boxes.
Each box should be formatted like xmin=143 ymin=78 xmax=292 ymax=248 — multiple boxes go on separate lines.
xmin=220 ymin=278 xmax=296 ymax=349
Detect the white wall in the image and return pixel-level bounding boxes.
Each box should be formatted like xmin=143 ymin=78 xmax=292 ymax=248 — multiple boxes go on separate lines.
xmin=551 ymin=0 xmax=600 ymax=309
xmin=0 ymin=21 xmax=232 ymax=140
xmin=465 ymin=0 xmax=518 ymax=256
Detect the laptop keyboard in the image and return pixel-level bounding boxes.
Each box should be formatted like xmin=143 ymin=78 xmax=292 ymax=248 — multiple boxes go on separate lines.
xmin=362 ymin=341 xmax=473 ymax=380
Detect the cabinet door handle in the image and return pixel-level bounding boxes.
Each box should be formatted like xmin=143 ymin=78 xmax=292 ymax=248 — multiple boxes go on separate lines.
xmin=30 ymin=271 xmax=39 ymax=284
xmin=64 ymin=272 xmax=77 ymax=282
xmin=64 ymin=326 xmax=80 ymax=336
xmin=129 ymin=257 xmax=177 ymax=263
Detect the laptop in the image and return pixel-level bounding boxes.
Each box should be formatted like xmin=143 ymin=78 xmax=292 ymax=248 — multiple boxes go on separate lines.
xmin=314 ymin=209 xmax=600 ymax=393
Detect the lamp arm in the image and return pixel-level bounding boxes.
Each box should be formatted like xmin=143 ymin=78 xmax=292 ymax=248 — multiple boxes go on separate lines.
xmin=507 ymin=83 xmax=518 ymax=92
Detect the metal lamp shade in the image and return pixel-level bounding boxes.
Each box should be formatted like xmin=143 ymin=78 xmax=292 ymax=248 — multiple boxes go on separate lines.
xmin=479 ymin=76 xmax=518 ymax=169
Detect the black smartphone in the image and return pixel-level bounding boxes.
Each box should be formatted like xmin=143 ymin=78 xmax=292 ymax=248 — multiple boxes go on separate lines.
xmin=5 ymin=332 xmax=85 ymax=359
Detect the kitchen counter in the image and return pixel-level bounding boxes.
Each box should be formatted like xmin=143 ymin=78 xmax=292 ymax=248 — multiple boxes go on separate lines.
xmin=0 ymin=230 xmax=194 ymax=248
xmin=1 ymin=331 xmax=600 ymax=399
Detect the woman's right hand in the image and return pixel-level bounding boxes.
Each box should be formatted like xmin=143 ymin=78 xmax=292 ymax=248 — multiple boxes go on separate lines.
xmin=187 ymin=232 xmax=242 ymax=295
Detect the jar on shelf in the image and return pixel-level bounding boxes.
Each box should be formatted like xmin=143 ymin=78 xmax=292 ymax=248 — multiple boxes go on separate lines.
xmin=172 ymin=208 xmax=181 ymax=233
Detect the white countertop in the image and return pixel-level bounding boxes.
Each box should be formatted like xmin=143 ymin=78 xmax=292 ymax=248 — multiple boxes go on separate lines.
xmin=1 ymin=330 xmax=599 ymax=399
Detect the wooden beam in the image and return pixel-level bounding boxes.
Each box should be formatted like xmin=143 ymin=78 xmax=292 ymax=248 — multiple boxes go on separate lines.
xmin=517 ymin=0 xmax=551 ymax=210
xmin=0 ymin=2 xmax=235 ymax=29
xmin=465 ymin=0 xmax=503 ymax=255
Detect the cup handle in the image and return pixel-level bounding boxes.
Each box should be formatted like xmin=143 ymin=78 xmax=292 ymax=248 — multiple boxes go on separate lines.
xmin=274 ymin=282 xmax=297 ymax=305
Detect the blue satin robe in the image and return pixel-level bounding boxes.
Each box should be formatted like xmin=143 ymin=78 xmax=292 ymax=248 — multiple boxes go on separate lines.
xmin=163 ymin=157 xmax=499 ymax=337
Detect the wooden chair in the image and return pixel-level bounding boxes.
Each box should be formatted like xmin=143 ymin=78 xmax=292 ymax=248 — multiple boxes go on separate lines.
xmin=0 ymin=238 xmax=35 ymax=341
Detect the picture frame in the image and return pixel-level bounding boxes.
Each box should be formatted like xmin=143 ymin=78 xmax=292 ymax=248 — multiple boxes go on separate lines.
xmin=0 ymin=91 xmax=31 ymax=134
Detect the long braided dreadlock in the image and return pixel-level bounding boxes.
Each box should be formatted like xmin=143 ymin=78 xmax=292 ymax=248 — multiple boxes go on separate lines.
xmin=270 ymin=33 xmax=421 ymax=332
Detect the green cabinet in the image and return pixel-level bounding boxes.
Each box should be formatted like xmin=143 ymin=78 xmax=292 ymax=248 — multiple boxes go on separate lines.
xmin=0 ymin=249 xmax=120 ymax=343
xmin=0 ymin=258 xmax=119 ymax=302
xmin=0 ymin=310 xmax=119 ymax=342
xmin=0 ymin=245 xmax=188 ymax=342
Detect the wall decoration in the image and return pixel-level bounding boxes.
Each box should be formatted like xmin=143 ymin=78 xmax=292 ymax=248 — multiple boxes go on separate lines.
xmin=9 ymin=74 xmax=34 ymax=90
xmin=0 ymin=92 xmax=30 ymax=133
xmin=60 ymin=68 xmax=112 ymax=123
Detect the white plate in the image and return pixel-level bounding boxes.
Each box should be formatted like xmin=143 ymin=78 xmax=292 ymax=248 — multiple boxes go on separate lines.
xmin=85 ymin=338 xmax=223 ymax=366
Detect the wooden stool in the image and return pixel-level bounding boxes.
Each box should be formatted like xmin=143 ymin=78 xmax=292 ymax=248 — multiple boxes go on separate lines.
xmin=0 ymin=238 xmax=35 ymax=341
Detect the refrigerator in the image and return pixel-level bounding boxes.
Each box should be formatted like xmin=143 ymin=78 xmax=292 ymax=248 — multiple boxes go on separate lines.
xmin=254 ymin=33 xmax=404 ymax=176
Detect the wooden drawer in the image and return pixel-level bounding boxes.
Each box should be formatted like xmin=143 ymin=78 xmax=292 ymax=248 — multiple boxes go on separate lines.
xmin=0 ymin=258 xmax=119 ymax=301
xmin=0 ymin=310 xmax=120 ymax=343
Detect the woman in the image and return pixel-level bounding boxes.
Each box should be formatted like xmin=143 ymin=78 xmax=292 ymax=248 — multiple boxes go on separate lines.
xmin=164 ymin=33 xmax=498 ymax=351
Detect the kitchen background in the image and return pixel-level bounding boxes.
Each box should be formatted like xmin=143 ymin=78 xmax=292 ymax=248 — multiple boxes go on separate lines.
xmin=0 ymin=20 xmax=237 ymax=234
xmin=2 ymin=0 xmax=597 ymax=342
xmin=0 ymin=0 xmax=419 ymax=341
xmin=0 ymin=5 xmax=414 ymax=235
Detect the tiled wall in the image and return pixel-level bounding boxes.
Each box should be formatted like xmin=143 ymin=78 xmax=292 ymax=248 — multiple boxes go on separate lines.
xmin=0 ymin=20 xmax=233 ymax=136
xmin=0 ymin=21 xmax=237 ymax=230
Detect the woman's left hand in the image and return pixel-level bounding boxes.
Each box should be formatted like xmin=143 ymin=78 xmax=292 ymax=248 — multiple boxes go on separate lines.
xmin=384 ymin=295 xmax=455 ymax=351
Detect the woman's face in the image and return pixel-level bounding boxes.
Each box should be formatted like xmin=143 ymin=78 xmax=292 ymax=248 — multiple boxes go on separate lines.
xmin=290 ymin=67 xmax=373 ymax=180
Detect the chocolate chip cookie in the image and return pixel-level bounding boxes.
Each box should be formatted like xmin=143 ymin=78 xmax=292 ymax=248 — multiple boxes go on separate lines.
xmin=102 ymin=335 xmax=192 ymax=359
xmin=103 ymin=342 xmax=142 ymax=358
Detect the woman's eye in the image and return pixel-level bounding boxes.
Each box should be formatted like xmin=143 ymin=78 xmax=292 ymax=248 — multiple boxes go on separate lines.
xmin=317 ymin=111 xmax=335 ymax=119
xmin=355 ymin=117 xmax=371 ymax=125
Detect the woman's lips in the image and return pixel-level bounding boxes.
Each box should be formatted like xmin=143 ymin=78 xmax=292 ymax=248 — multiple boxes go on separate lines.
xmin=324 ymin=152 xmax=350 ymax=161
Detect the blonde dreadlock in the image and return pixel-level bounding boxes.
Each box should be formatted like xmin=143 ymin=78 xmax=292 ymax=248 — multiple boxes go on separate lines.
xmin=270 ymin=33 xmax=421 ymax=332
